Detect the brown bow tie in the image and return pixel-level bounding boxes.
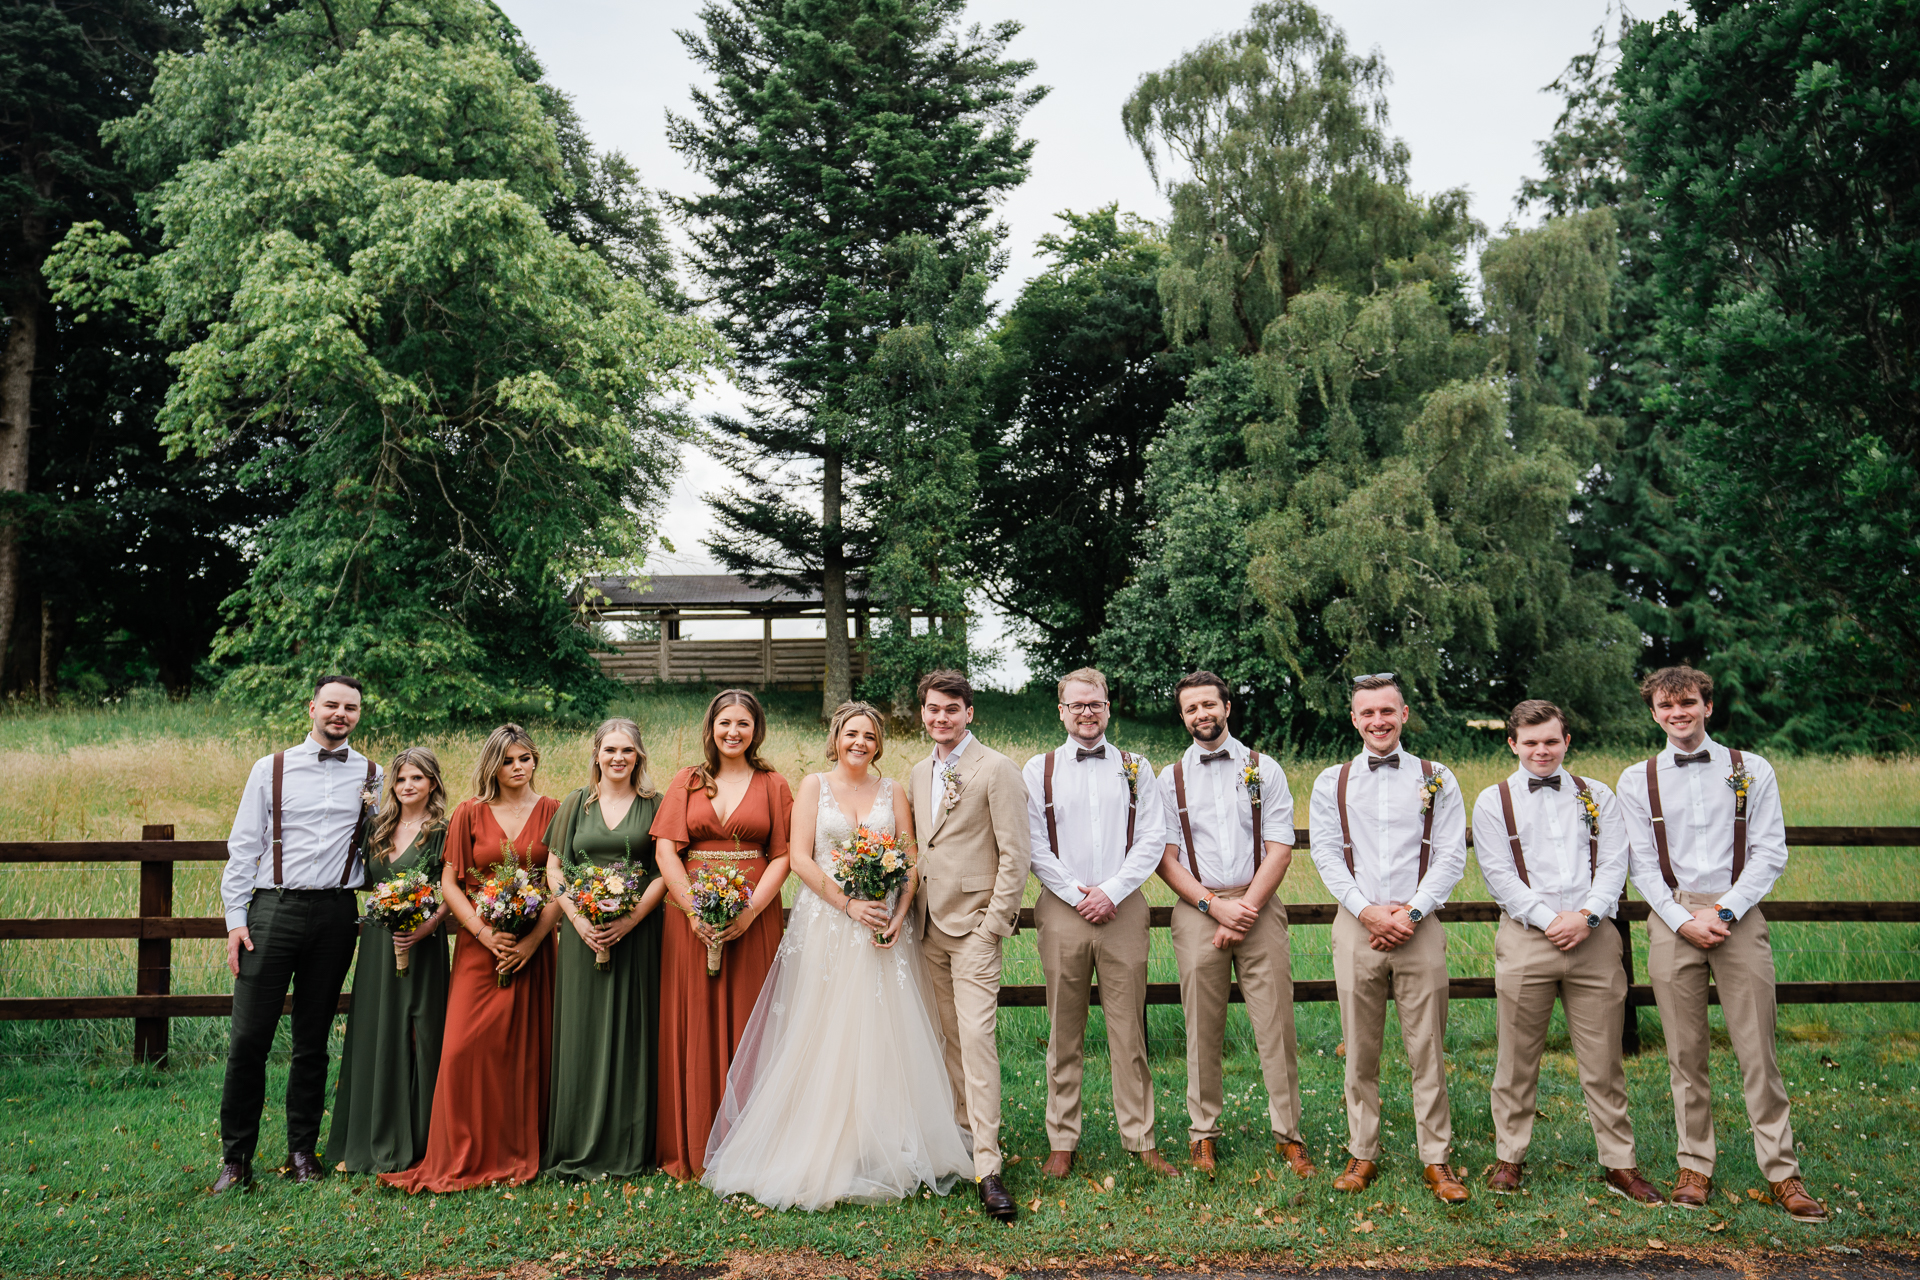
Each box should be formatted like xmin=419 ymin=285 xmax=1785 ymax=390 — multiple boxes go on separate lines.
xmin=1674 ymin=750 xmax=1712 ymax=766
xmin=1199 ymin=749 xmax=1230 ymax=763
xmin=1076 ymin=746 xmax=1106 ymax=762
xmin=1528 ymin=774 xmax=1561 ymax=792
xmin=317 ymin=748 xmax=349 ymax=763
xmin=1367 ymin=753 xmax=1400 ymax=771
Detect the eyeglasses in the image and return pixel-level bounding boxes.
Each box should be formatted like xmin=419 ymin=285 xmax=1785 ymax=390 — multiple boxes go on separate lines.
xmin=1061 ymin=701 xmax=1109 ymax=715
xmin=1350 ymin=672 xmax=1397 ymax=684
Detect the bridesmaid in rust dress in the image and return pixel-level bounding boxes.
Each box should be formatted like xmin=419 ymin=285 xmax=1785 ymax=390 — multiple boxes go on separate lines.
xmin=383 ymin=724 xmax=562 ymax=1192
xmin=650 ymin=688 xmax=793 ymax=1180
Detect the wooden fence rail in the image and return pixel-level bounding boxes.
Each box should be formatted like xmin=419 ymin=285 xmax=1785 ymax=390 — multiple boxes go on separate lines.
xmin=2 ymin=826 xmax=1916 ymax=1065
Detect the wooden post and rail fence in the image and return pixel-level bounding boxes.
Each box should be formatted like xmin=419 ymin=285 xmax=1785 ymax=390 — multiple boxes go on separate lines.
xmin=1 ymin=826 xmax=1916 ymax=1066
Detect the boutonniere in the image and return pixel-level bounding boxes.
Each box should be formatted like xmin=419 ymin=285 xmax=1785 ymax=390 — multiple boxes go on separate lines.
xmin=1574 ymin=780 xmax=1601 ymax=837
xmin=1419 ymin=768 xmax=1448 ymax=815
xmin=939 ymin=761 xmax=963 ymax=812
xmin=1119 ymin=753 xmax=1142 ymax=800
xmin=1725 ymin=764 xmax=1753 ymax=817
xmin=1241 ymin=760 xmax=1262 ymax=806
xmin=358 ymin=779 xmax=380 ymax=809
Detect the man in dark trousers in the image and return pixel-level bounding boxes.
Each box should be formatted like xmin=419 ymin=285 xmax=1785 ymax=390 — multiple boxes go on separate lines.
xmin=212 ymin=676 xmax=379 ymax=1192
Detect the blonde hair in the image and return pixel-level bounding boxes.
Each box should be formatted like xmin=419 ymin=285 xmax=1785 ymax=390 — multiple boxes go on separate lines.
xmin=472 ymin=723 xmax=540 ymax=803
xmin=590 ymin=716 xmax=657 ymax=799
xmin=825 ymin=701 xmax=887 ymax=763
xmin=370 ymin=747 xmax=448 ymax=863
xmin=1057 ymin=666 xmax=1109 ymax=701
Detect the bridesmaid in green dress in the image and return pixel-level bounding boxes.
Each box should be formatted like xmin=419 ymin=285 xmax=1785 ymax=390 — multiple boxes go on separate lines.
xmin=325 ymin=747 xmax=451 ymax=1173
xmin=543 ymin=716 xmax=669 ymax=1179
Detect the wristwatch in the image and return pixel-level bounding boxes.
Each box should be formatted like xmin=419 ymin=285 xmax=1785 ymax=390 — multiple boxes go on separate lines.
xmin=1583 ymin=911 xmax=1603 ymax=929
xmin=1197 ymin=895 xmax=1214 ymax=916
xmin=1716 ymin=905 xmax=1736 ymax=923
xmin=1405 ymin=907 xmax=1424 ymax=923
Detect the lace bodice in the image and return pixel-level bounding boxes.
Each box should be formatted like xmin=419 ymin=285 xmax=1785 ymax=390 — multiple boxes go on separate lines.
xmin=814 ymin=774 xmax=895 ymax=870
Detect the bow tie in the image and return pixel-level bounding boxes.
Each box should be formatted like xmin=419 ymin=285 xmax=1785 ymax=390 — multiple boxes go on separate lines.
xmin=1674 ymin=750 xmax=1712 ymax=766
xmin=317 ymin=748 xmax=349 ymax=763
xmin=1528 ymin=774 xmax=1561 ymax=792
xmin=1076 ymin=746 xmax=1106 ymax=762
xmin=1367 ymin=753 xmax=1400 ymax=771
xmin=1198 ymin=749 xmax=1231 ymax=763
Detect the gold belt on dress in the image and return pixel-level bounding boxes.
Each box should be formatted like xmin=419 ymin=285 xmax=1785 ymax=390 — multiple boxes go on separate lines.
xmin=686 ymin=843 xmax=765 ymax=861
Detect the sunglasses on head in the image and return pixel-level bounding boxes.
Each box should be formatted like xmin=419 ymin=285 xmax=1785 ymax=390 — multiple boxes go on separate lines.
xmin=1350 ymin=671 xmax=1396 ymax=684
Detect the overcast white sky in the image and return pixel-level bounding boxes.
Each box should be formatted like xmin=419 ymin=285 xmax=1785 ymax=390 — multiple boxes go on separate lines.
xmin=495 ymin=0 xmax=1641 ymax=684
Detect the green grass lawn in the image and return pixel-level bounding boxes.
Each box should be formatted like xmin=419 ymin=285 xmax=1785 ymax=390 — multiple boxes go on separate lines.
xmin=1 ymin=688 xmax=1916 ymax=1273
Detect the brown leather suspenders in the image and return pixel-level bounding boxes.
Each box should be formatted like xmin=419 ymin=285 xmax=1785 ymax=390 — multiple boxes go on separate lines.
xmin=268 ymin=750 xmax=375 ymax=887
xmin=1338 ymin=756 xmax=1434 ymax=882
xmin=1042 ymin=748 xmax=1137 ymax=857
xmin=1496 ymin=774 xmax=1598 ymax=890
xmin=1172 ymin=752 xmax=1265 ymax=877
xmin=1646 ymin=749 xmax=1745 ymax=890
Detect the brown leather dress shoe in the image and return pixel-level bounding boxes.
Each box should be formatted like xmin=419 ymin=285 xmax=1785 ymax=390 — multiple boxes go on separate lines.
xmin=1332 ymin=1157 xmax=1378 ymax=1193
xmin=1133 ymin=1148 xmax=1178 ymax=1176
xmin=1488 ymin=1159 xmax=1523 ymax=1194
xmin=287 ymin=1151 xmax=326 ymax=1184
xmin=1770 ymin=1177 xmax=1829 ymax=1223
xmin=1040 ymin=1149 xmax=1075 ymax=1179
xmin=978 ymin=1174 xmax=1018 ymax=1223
xmin=1276 ymin=1140 xmax=1317 ymax=1178
xmin=1605 ymin=1166 xmax=1665 ymax=1205
xmin=1189 ymin=1138 xmax=1217 ymax=1177
xmin=1423 ymin=1163 xmax=1470 ymax=1204
xmin=208 ymin=1160 xmax=252 ymax=1194
xmin=1670 ymin=1167 xmax=1712 ymax=1208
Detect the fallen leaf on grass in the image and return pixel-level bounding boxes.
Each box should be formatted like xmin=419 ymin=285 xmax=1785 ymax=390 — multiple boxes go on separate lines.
xmin=1028 ymin=1198 xmax=1042 ymax=1213
xmin=1708 ymin=1222 xmax=1728 ymax=1233
xmin=1556 ymin=1228 xmax=1567 ymax=1239
xmin=1747 ymin=1188 xmax=1774 ymax=1205
xmin=1723 ymin=1189 xmax=1741 ymax=1205
xmin=1352 ymin=1220 xmax=1375 ymax=1233
xmin=1648 ymin=1238 xmax=1667 ymax=1250
xmin=1102 ymin=1175 xmax=1115 ymax=1191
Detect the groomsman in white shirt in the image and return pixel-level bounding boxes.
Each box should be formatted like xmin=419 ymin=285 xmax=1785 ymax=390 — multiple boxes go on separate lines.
xmin=1308 ymin=673 xmax=1469 ymax=1203
xmin=1025 ymin=667 xmax=1176 ymax=1177
xmin=1155 ymin=671 xmax=1316 ymax=1180
xmin=1615 ymin=666 xmax=1827 ymax=1223
xmin=1473 ymin=699 xmax=1663 ymax=1204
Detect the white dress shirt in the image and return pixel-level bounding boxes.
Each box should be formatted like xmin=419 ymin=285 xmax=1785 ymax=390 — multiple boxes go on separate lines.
xmin=1308 ymin=749 xmax=1467 ymax=921
xmin=1472 ymin=767 xmax=1629 ymax=930
xmin=1023 ymin=737 xmax=1166 ymax=908
xmin=1615 ymin=735 xmax=1788 ymax=932
xmin=222 ymin=737 xmax=381 ymax=929
xmin=1156 ymin=734 xmax=1294 ymax=889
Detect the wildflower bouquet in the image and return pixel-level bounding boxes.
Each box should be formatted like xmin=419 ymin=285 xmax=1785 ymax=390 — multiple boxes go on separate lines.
xmin=360 ymin=868 xmax=440 ymax=976
xmin=687 ymin=864 xmax=752 ymax=977
xmin=831 ymin=825 xmax=910 ymax=943
xmin=472 ymin=858 xmax=549 ymax=987
xmin=567 ymin=860 xmax=647 ymax=971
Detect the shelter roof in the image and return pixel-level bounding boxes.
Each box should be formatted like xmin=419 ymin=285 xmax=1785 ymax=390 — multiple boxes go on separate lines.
xmin=577 ymin=573 xmax=863 ymax=611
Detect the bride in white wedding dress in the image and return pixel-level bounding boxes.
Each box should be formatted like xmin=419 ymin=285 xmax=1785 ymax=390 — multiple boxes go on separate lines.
xmin=701 ymin=702 xmax=975 ymax=1210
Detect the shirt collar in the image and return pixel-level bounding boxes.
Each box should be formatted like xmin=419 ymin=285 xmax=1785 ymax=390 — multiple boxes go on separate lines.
xmin=932 ymin=730 xmax=974 ymax=766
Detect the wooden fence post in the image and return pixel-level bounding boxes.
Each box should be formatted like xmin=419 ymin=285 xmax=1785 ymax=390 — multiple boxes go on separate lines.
xmin=135 ymin=825 xmax=175 ymax=1067
xmin=1616 ymin=892 xmax=1641 ymax=1056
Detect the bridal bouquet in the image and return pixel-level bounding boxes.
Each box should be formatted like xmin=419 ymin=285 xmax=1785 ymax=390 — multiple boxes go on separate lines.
xmin=566 ymin=859 xmax=647 ymax=971
xmin=687 ymin=864 xmax=752 ymax=978
xmin=472 ymin=857 xmax=549 ymax=987
xmin=830 ymin=825 xmax=909 ymax=943
xmin=360 ymin=868 xmax=440 ymax=976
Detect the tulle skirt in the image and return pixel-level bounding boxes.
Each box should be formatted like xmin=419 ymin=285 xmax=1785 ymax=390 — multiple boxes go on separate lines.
xmin=701 ymin=889 xmax=974 ymax=1210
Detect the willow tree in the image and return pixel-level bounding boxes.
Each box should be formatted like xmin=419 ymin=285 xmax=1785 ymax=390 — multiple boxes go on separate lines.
xmin=49 ymin=0 xmax=720 ymax=726
xmin=670 ymin=0 xmax=1041 ymax=713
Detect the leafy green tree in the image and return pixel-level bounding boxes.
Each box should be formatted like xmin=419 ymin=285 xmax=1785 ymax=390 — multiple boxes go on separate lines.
xmin=974 ymin=206 xmax=1192 ymax=682
xmin=0 ymin=0 xmax=194 ymax=691
xmin=1620 ymin=0 xmax=1920 ymax=749
xmin=49 ymin=0 xmax=721 ymax=727
xmin=670 ymin=0 xmax=1042 ymax=713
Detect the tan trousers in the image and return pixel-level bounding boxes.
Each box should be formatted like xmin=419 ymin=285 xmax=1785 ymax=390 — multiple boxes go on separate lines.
xmin=1331 ymin=906 xmax=1452 ymax=1165
xmin=1170 ymin=890 xmax=1302 ymax=1145
xmin=921 ymin=922 xmax=1006 ymax=1179
xmin=1647 ymin=890 xmax=1799 ymax=1181
xmin=1491 ymin=916 xmax=1636 ymax=1168
xmin=1035 ymin=889 xmax=1156 ymax=1152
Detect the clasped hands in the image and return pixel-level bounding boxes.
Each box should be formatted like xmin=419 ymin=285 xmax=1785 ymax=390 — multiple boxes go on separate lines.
xmin=1676 ymin=905 xmax=1733 ymax=951
xmin=477 ymin=923 xmax=544 ymax=976
xmin=842 ymin=896 xmax=910 ymax=949
xmin=1358 ymin=902 xmax=1419 ymax=951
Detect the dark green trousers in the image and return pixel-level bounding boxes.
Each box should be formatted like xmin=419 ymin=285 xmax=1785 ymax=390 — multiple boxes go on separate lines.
xmin=219 ymin=888 xmax=359 ymax=1165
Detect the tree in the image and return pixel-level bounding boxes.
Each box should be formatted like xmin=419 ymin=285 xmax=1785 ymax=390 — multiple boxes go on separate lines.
xmin=974 ymin=206 xmax=1192 ymax=682
xmin=50 ymin=0 xmax=722 ymax=727
xmin=670 ymin=0 xmax=1042 ymax=714
xmin=0 ymin=0 xmax=193 ymax=691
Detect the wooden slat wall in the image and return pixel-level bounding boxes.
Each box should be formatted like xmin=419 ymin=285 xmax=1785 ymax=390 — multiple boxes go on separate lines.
xmin=595 ymin=638 xmax=868 ymax=686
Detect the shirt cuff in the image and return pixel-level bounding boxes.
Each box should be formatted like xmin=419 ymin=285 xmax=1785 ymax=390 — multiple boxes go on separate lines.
xmin=224 ymin=906 xmax=251 ymax=932
xmin=1339 ymin=887 xmax=1371 ymax=918
xmin=1526 ymin=903 xmax=1557 ymax=932
xmin=1580 ymin=894 xmax=1614 ymax=923
xmin=1095 ymin=877 xmax=1130 ymax=906
xmin=1656 ymin=901 xmax=1694 ymax=933
xmin=1717 ymin=891 xmax=1752 ymax=922
xmin=1407 ymin=890 xmax=1439 ymax=920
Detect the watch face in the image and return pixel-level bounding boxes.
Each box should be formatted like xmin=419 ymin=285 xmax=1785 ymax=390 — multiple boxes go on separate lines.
xmin=1717 ymin=908 xmax=1735 ymax=922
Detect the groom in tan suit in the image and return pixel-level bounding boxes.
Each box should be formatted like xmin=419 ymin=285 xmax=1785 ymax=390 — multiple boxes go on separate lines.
xmin=910 ymin=669 xmax=1031 ymax=1223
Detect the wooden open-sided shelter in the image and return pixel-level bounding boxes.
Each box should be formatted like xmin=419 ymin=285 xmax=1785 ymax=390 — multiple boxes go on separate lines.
xmin=576 ymin=574 xmax=868 ymax=690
